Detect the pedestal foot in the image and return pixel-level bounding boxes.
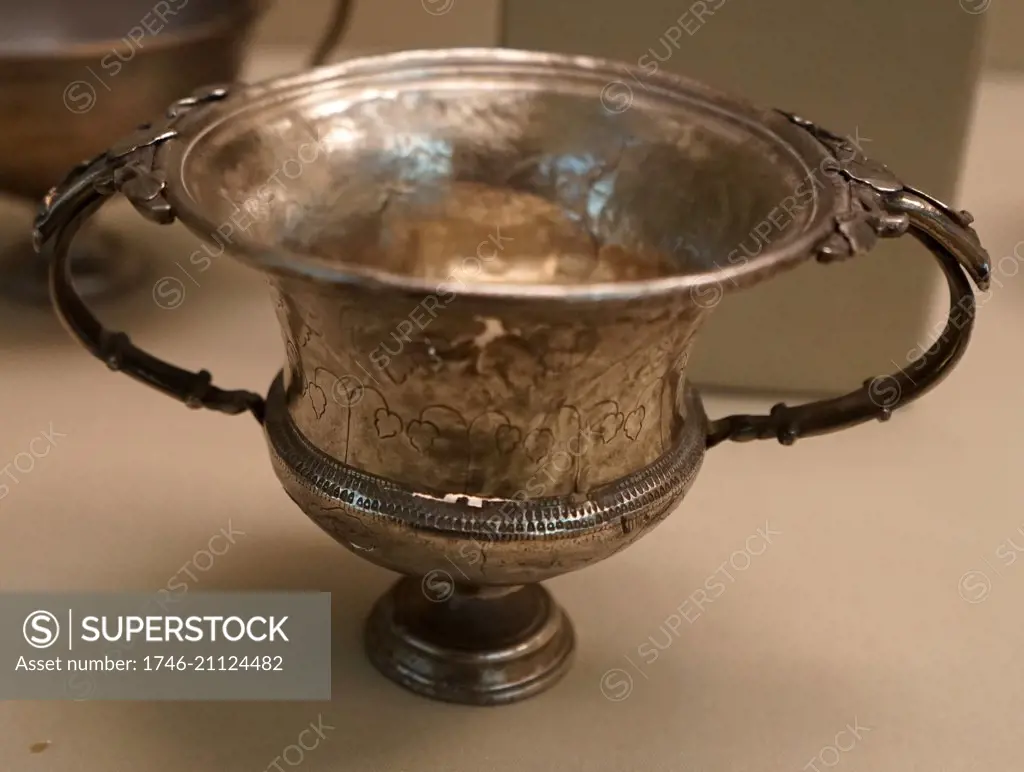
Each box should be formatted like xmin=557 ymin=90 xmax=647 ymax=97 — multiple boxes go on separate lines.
xmin=365 ymin=578 xmax=575 ymax=706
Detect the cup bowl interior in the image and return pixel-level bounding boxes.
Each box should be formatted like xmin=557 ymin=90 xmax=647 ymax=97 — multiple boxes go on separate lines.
xmin=171 ymin=50 xmax=834 ymax=290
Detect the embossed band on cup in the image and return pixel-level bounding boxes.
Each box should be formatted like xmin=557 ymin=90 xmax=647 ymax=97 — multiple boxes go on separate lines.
xmin=262 ymin=372 xmax=706 ymax=557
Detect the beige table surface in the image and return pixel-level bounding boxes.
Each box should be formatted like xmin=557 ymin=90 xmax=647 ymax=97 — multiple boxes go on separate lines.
xmin=1 ymin=53 xmax=1022 ymax=772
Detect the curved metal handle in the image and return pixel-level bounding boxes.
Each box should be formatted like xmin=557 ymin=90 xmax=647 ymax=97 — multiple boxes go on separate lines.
xmin=308 ymin=0 xmax=355 ymax=68
xmin=253 ymin=0 xmax=354 ymax=69
xmin=33 ymin=97 xmax=266 ymax=424
xmin=706 ymin=116 xmax=991 ymax=448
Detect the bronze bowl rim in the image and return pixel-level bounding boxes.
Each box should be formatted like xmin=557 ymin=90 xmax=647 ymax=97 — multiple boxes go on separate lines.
xmin=0 ymin=3 xmax=257 ymax=63
xmin=161 ymin=47 xmax=850 ymax=303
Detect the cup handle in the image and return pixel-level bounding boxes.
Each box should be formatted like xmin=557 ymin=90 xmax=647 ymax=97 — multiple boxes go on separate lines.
xmin=33 ymin=88 xmax=267 ymax=424
xmin=705 ymin=113 xmax=992 ymax=448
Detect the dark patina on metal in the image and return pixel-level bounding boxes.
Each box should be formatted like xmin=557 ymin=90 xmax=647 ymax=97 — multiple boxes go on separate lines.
xmin=36 ymin=49 xmax=990 ymax=705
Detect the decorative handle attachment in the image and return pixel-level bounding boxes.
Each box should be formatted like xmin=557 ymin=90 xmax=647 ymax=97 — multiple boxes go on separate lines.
xmin=705 ymin=112 xmax=991 ymax=448
xmin=33 ymin=86 xmax=266 ymax=423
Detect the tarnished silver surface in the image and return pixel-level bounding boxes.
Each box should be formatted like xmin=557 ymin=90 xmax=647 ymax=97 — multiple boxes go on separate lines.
xmin=265 ymin=375 xmax=708 ymax=583
xmin=37 ymin=48 xmax=990 ymax=705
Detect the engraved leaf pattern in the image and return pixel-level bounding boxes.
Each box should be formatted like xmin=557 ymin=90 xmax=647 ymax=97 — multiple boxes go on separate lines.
xmin=374 ymin=408 xmax=402 ymax=439
xmin=624 ymin=406 xmax=645 ymax=441
xmin=407 ymin=420 xmax=440 ymax=452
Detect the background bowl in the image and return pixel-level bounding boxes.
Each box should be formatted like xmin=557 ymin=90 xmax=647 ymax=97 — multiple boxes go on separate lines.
xmin=0 ymin=0 xmax=261 ymax=200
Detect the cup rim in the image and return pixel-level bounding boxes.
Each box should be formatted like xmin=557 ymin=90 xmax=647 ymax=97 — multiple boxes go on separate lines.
xmin=161 ymin=47 xmax=850 ymax=303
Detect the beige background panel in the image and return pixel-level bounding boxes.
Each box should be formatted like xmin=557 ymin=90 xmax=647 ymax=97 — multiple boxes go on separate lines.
xmin=983 ymin=0 xmax=1024 ymax=71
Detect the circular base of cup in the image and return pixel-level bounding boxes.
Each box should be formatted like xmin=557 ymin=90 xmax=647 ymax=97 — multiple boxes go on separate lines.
xmin=365 ymin=577 xmax=575 ymax=706
xmin=0 ymin=227 xmax=145 ymax=305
